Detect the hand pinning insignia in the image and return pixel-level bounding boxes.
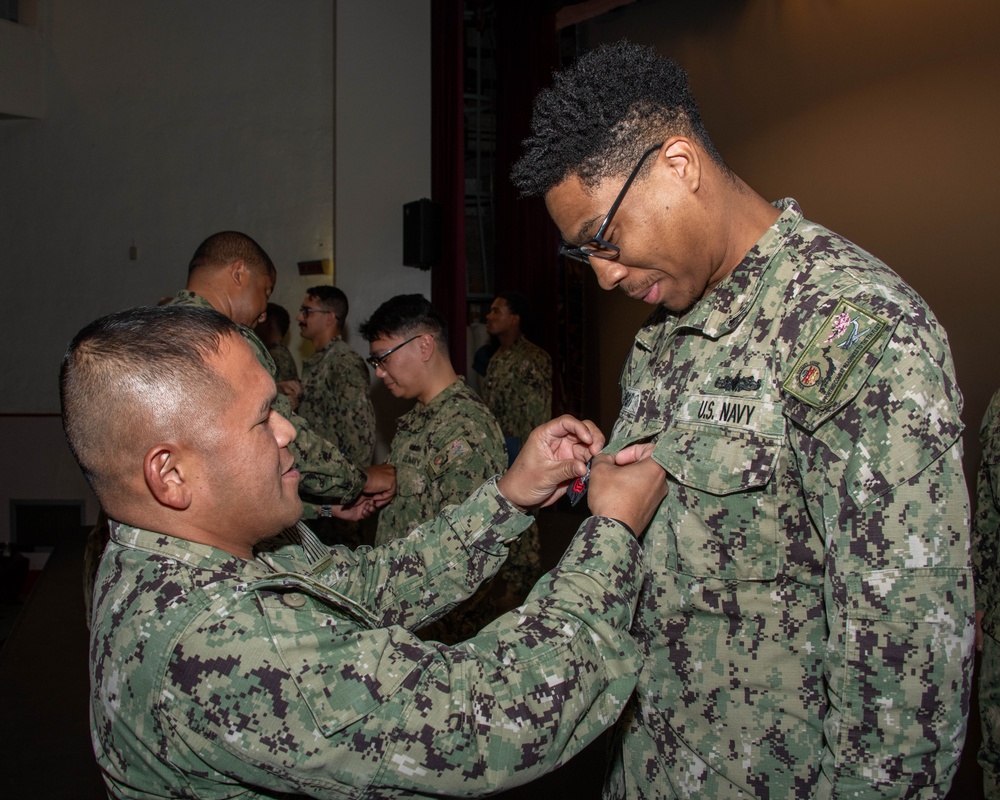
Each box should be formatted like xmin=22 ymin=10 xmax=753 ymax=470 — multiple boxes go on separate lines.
xmin=567 ymin=458 xmax=593 ymax=507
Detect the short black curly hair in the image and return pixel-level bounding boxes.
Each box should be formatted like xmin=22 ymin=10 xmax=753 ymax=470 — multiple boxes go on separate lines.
xmin=511 ymin=40 xmax=726 ymax=197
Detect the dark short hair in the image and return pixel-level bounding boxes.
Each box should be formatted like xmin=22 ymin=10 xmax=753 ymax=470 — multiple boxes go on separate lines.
xmin=306 ymin=285 xmax=348 ymax=321
xmin=266 ymin=302 xmax=291 ymax=336
xmin=188 ymin=231 xmax=276 ymax=278
xmin=359 ymin=294 xmax=448 ymax=348
xmin=60 ymin=305 xmax=240 ymax=498
xmin=511 ymin=39 xmax=727 ymax=196
xmin=497 ymin=291 xmax=531 ymax=326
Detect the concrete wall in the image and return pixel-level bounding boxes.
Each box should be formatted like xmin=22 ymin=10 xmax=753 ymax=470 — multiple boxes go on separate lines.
xmin=334 ymin=1 xmax=431 ymax=457
xmin=0 ymin=0 xmax=431 ymax=540
xmin=584 ymin=0 xmax=1000 ymax=483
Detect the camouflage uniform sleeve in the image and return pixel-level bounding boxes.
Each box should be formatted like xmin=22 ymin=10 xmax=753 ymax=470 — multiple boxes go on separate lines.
xmin=785 ymin=287 xmax=972 ymax=798
xmin=274 ymin=390 xmax=368 ymax=503
xmin=298 ymin=345 xmax=375 ymax=467
xmin=264 ymin=479 xmax=528 ymax=628
xmin=163 ymin=510 xmax=643 ymax=796
xmin=974 ymin=390 xmax=1000 ymax=630
xmin=332 ymin=347 xmax=375 ymax=466
xmin=269 ymin=345 xmax=299 ymax=383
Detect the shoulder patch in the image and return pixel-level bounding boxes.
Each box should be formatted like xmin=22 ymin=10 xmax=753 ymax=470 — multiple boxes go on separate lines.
xmin=427 ymin=437 xmax=475 ymax=479
xmin=432 ymin=438 xmax=471 ymax=468
xmin=783 ymin=298 xmax=889 ymax=409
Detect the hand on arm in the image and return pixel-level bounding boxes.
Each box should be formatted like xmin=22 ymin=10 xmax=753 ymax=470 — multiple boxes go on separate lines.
xmin=364 ymin=463 xmax=397 ymax=508
xmin=497 ymin=415 xmax=605 ymax=511
xmin=326 ymin=496 xmax=378 ymax=522
xmin=586 ymin=443 xmax=667 ymax=535
xmin=276 ymin=380 xmax=302 ymax=411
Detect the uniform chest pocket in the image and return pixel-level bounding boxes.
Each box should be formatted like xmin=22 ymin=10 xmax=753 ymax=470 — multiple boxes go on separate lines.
xmin=652 ymin=420 xmax=783 ymax=581
xmin=259 ymin=589 xmax=413 ymax=736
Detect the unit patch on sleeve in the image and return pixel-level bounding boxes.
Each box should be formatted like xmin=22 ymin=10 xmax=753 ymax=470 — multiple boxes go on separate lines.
xmin=783 ymin=298 xmax=889 ymax=409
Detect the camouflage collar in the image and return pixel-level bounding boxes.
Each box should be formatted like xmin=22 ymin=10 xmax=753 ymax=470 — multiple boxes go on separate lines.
xmin=635 ymin=198 xmax=803 ymax=350
xmin=435 ymin=376 xmax=471 ymax=403
xmin=109 ymin=519 xmax=265 ymax=576
xmin=170 ymin=289 xmax=213 ymax=309
xmin=306 ymin=336 xmax=344 ymax=358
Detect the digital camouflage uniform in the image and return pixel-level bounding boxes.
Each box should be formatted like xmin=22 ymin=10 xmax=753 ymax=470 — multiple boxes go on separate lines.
xmin=267 ymin=342 xmax=299 ymax=383
xmin=975 ymin=388 xmax=1000 ymax=798
xmin=603 ymin=199 xmax=973 ymax=799
xmin=89 ymin=479 xmax=643 ymax=799
xmin=298 ymin=338 xmax=375 ymax=469
xmin=296 ymin=338 xmax=375 ymax=548
xmin=482 ymin=336 xmax=552 ymax=461
xmin=376 ymin=379 xmax=539 ymax=643
xmin=171 ymin=291 xmax=367 ymax=502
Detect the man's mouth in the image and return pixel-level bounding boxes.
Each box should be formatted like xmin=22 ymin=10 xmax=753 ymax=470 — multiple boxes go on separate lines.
xmin=623 ymin=276 xmax=659 ymax=304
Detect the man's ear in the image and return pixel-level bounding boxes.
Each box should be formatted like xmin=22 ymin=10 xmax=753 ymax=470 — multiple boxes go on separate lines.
xmin=144 ymin=444 xmax=193 ymax=510
xmin=228 ymin=259 xmax=248 ymax=287
xmin=661 ymin=137 xmax=702 ymax=194
xmin=418 ymin=332 xmax=435 ymax=362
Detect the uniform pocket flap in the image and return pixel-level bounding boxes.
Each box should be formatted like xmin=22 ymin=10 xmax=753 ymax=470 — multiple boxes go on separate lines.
xmin=653 ymin=421 xmax=782 ymax=496
xmin=259 ymin=590 xmax=415 ymax=736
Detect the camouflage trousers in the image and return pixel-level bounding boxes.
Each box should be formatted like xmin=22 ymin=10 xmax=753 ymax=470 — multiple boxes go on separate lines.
xmin=982 ymin=633 xmax=1000 ymax=800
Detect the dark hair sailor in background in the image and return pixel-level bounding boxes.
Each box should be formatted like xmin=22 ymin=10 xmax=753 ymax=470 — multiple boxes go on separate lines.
xmin=513 ymin=39 xmax=972 ymax=799
xmin=61 ymin=303 xmax=668 ymax=799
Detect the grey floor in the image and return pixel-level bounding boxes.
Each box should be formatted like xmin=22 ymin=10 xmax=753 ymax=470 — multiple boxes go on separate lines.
xmin=0 ymin=528 xmax=107 ymax=799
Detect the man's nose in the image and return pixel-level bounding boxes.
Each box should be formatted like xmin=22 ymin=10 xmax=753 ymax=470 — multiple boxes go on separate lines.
xmin=591 ymin=257 xmax=628 ymax=291
xmin=272 ymin=409 xmax=297 ymax=447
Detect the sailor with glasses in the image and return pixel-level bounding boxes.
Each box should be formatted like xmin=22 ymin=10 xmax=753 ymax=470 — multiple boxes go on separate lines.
xmin=360 ymin=294 xmax=515 ymax=643
xmin=513 ymin=40 xmax=972 ymax=799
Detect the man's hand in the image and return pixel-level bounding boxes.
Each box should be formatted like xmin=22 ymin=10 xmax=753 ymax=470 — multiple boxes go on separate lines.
xmin=585 ymin=442 xmax=667 ymax=536
xmin=497 ymin=415 xmax=605 ymax=510
xmin=327 ymin=496 xmax=377 ymax=522
xmin=364 ymin=463 xmax=397 ymax=508
xmin=276 ymin=380 xmax=302 ymax=411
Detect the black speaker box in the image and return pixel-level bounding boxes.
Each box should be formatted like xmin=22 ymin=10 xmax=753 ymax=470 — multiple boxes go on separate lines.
xmin=403 ymin=198 xmax=443 ymax=269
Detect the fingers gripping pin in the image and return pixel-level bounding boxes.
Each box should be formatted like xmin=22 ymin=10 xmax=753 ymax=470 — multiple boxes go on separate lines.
xmin=567 ymin=457 xmax=593 ymax=507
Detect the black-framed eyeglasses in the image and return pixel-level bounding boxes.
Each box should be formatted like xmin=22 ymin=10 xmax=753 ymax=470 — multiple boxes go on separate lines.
xmin=558 ymin=143 xmax=664 ymax=264
xmin=366 ymin=334 xmax=421 ymax=370
xmin=299 ymin=306 xmax=336 ymax=318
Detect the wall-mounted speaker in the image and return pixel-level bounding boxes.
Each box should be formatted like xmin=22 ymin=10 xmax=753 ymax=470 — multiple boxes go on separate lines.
xmin=403 ymin=198 xmax=443 ymax=269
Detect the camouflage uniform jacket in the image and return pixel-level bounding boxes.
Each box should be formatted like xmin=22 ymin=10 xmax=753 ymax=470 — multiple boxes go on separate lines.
xmin=974 ymin=389 xmax=1000 ymax=637
xmin=170 ymin=291 xmax=367 ymax=502
xmin=603 ymin=199 xmax=972 ymax=799
xmin=375 ymin=379 xmax=506 ymax=546
xmin=89 ymin=480 xmax=644 ymax=799
xmin=268 ymin=342 xmax=299 ymax=383
xmin=482 ymin=336 xmax=552 ymax=448
xmin=298 ymin=338 xmax=376 ymax=468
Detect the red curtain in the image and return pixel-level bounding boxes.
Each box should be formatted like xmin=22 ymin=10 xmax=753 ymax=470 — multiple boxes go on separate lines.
xmin=431 ymin=1 xmax=561 ymax=378
xmin=494 ymin=2 xmax=561 ymax=405
xmin=431 ymin=0 xmax=467 ymax=371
